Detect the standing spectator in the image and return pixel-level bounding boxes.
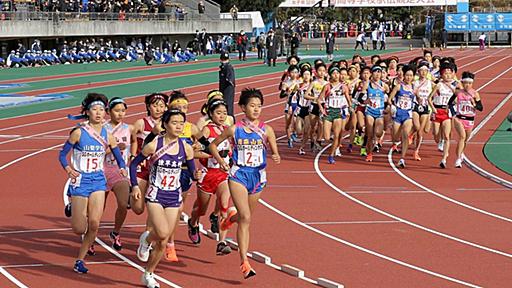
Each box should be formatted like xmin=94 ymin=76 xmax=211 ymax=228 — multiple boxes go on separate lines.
xmin=172 ymin=40 xmax=181 ymax=54
xmin=200 ymin=28 xmax=208 ymax=56
xmin=441 ymin=28 xmax=448 ymax=49
xmin=31 ymin=39 xmax=42 ymax=53
xmin=230 ymin=5 xmax=238 ymax=21
xmin=266 ymin=29 xmax=277 ymax=67
xmin=354 ymin=31 xmax=366 ymax=50
xmin=379 ymin=29 xmax=386 ymax=50
xmin=256 ymin=32 xmax=266 ymax=60
xmin=478 ymin=32 xmax=486 ymax=50
xmin=197 ymin=1 xmax=205 ymax=14
xmin=371 ymin=28 xmax=378 ymax=50
xmin=237 ymin=30 xmax=248 ymax=61
xmin=325 ymin=31 xmax=335 ymax=61
xmin=290 ymin=32 xmax=300 ymax=57
xmin=219 ymin=51 xmax=235 ymax=117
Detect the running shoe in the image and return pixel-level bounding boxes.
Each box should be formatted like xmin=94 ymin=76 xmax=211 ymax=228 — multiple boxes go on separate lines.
xmin=109 ymin=231 xmax=123 ymax=251
xmin=141 ymin=271 xmax=160 ymax=288
xmin=209 ymin=213 xmax=219 ymax=234
xmin=187 ymin=219 xmax=201 ymax=245
xmin=327 ymin=155 xmax=335 ymax=164
xmin=365 ymin=153 xmax=373 ymax=162
xmin=314 ymin=142 xmax=323 ymax=152
xmin=335 ymin=147 xmax=342 ymax=157
xmin=137 ymin=231 xmax=151 ymax=262
xmin=346 ymin=143 xmax=353 ymax=153
xmin=298 ymin=148 xmax=306 ymax=155
xmin=287 ymin=138 xmax=293 ymax=148
xmin=360 ymin=147 xmax=367 ymax=156
xmin=310 ymin=141 xmax=315 ymax=151
xmin=87 ymin=245 xmax=96 ymax=256
xmin=164 ymin=243 xmax=179 ymax=262
xmin=440 ymin=159 xmax=447 ymax=169
xmin=408 ymin=134 xmax=414 ymax=145
xmin=455 ymin=158 xmax=463 ymax=168
xmin=220 ymin=207 xmax=238 ymax=231
xmin=354 ymin=135 xmax=363 ymax=146
xmin=64 ymin=203 xmax=72 ymax=218
xmin=372 ymin=145 xmax=380 ymax=153
xmin=291 ymin=132 xmax=300 ymax=142
xmin=398 ymin=158 xmax=406 ymax=168
xmin=73 ymin=259 xmax=88 ymax=274
xmin=216 ymin=241 xmax=232 ymax=256
xmin=240 ymin=260 xmax=256 ymax=279
xmin=391 ymin=144 xmax=401 ymax=154
xmin=413 ymin=151 xmax=422 ymax=161
xmin=437 ymin=140 xmax=444 ymax=152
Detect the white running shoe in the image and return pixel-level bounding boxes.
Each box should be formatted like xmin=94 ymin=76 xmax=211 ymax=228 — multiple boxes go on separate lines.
xmin=335 ymin=147 xmax=342 ymax=157
xmin=437 ymin=140 xmax=444 ymax=152
xmin=142 ymin=271 xmax=160 ymax=288
xmin=137 ymin=231 xmax=151 ymax=262
xmin=440 ymin=159 xmax=447 ymax=169
xmin=455 ymin=158 xmax=462 ymax=168
xmin=398 ymin=158 xmax=406 ymax=168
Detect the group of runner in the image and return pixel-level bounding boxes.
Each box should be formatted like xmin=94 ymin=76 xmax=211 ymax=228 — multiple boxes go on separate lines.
xmin=279 ymin=50 xmax=482 ymax=169
xmin=57 ymin=49 xmax=483 ymax=288
xmin=59 ymin=88 xmax=280 ymax=288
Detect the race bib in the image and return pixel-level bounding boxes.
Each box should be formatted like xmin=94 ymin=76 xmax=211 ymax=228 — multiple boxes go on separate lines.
xmin=154 ymin=167 xmax=181 ymax=191
xmin=237 ymin=145 xmax=264 ymax=167
xmin=78 ymin=151 xmax=104 ymax=173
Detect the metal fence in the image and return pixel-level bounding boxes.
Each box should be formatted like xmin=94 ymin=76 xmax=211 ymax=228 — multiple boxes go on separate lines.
xmin=0 ymin=11 xmax=216 ymax=21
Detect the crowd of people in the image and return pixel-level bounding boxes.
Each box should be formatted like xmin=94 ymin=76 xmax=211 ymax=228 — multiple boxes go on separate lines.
xmin=53 ymin=48 xmax=483 ymax=288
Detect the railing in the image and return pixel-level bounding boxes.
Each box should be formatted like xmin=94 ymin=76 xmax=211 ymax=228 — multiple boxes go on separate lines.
xmin=0 ymin=11 xmax=220 ymax=21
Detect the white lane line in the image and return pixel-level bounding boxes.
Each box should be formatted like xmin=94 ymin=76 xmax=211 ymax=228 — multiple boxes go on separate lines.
xmin=457 ymin=188 xmax=511 ymax=191
xmin=304 ymin=220 xmax=401 ymax=225
xmin=288 ymin=170 xmax=393 ymax=173
xmin=0 ymin=224 xmax=147 ymax=235
xmin=266 ymin=184 xmax=319 ymax=188
xmin=259 ymin=199 xmax=481 ymax=288
xmin=1 ymin=260 xmax=126 ymax=269
xmin=0 ymin=267 xmax=28 ymax=288
xmin=318 ymin=144 xmax=512 ymax=258
xmin=345 ymin=190 xmax=427 ymax=194
xmin=463 ymin=90 xmax=512 ymax=189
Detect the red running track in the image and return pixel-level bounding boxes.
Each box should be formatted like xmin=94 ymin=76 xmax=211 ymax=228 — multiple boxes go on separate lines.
xmin=1 ymin=48 xmax=511 ymax=288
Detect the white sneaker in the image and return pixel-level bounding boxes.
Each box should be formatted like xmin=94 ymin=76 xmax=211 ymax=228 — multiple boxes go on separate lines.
xmin=141 ymin=271 xmax=160 ymax=288
xmin=137 ymin=231 xmax=151 ymax=262
xmin=440 ymin=159 xmax=447 ymax=169
xmin=335 ymin=147 xmax=342 ymax=157
xmin=437 ymin=140 xmax=444 ymax=152
xmin=455 ymin=158 xmax=462 ymax=168
xmin=398 ymin=158 xmax=406 ymax=168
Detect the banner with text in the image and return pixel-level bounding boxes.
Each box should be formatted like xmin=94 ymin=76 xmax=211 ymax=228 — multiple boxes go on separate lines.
xmin=445 ymin=13 xmax=512 ymax=31
xmin=279 ymin=0 xmax=456 ymax=7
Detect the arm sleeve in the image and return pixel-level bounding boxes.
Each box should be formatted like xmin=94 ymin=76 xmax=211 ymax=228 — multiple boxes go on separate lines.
xmin=59 ymin=141 xmax=73 ymax=169
xmin=129 ymin=153 xmax=146 ymax=187
xmin=475 ymin=100 xmax=483 ymax=112
xmin=143 ymin=132 xmax=157 ymax=146
xmin=197 ymin=136 xmax=211 ymax=154
xmin=448 ymin=93 xmax=457 ymax=107
xmin=186 ymin=159 xmax=197 ymax=181
xmin=111 ymin=146 xmax=127 ymax=169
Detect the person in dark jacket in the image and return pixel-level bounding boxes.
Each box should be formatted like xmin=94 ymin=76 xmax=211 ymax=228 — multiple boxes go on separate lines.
xmin=219 ymin=51 xmax=236 ymax=116
xmin=325 ymin=31 xmax=335 ymax=61
xmin=290 ymin=32 xmax=300 ymax=57
xmin=266 ymin=29 xmax=278 ymax=67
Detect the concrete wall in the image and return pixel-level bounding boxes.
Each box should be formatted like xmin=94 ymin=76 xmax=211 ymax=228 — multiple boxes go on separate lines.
xmin=0 ymin=19 xmax=251 ymax=38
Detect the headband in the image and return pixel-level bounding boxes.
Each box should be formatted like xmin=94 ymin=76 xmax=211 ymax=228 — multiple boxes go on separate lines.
xmin=207 ymin=91 xmax=223 ymax=100
xmin=461 ymin=78 xmax=474 ymax=83
xmin=149 ymin=94 xmax=166 ymax=103
xmin=418 ymin=65 xmax=430 ymax=70
xmin=88 ymin=100 xmax=106 ymax=110
xmin=328 ymin=66 xmax=340 ymax=74
xmin=109 ymin=98 xmax=126 ymax=109
xmin=371 ymin=66 xmax=382 ymax=72
xmin=169 ymin=98 xmax=189 ymax=106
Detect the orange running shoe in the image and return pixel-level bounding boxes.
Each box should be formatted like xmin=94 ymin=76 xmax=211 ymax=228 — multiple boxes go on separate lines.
xmin=365 ymin=153 xmax=373 ymax=162
xmin=240 ymin=260 xmax=256 ymax=279
xmin=413 ymin=151 xmax=421 ymax=161
xmin=408 ymin=134 xmax=414 ymax=145
xmin=220 ymin=207 xmax=237 ymax=231
xmin=165 ymin=243 xmax=179 ymax=262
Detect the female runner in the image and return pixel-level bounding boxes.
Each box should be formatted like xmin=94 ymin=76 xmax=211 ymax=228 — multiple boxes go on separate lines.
xmin=364 ymin=66 xmax=389 ymax=162
xmin=411 ymin=62 xmax=435 ymax=161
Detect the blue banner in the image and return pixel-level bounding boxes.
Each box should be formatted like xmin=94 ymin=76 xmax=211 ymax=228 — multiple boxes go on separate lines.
xmin=495 ymin=13 xmax=512 ymax=31
xmin=470 ymin=13 xmax=495 ymax=31
xmin=445 ymin=13 xmax=469 ymax=31
xmin=446 ymin=13 xmax=512 ymax=32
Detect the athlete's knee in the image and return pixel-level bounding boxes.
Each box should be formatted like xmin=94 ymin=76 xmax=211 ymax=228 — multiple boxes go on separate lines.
xmin=237 ymin=211 xmax=251 ymax=225
xmin=154 ymin=226 xmax=170 ymax=241
xmin=87 ymin=219 xmax=101 ymax=233
xmin=72 ymin=224 xmax=87 ymax=235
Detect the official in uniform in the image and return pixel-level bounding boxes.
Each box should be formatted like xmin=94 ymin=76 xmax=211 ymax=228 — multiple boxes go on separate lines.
xmin=266 ymin=29 xmax=278 ymax=67
xmin=219 ymin=51 xmax=236 ymax=117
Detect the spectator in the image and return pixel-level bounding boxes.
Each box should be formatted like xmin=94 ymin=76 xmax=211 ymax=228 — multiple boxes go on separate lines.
xmin=256 ymin=32 xmax=266 ymax=60
xmin=197 ymin=1 xmax=205 ymax=14
xmin=266 ymin=29 xmax=277 ymax=67
xmin=219 ymin=51 xmax=235 ymax=117
xmin=230 ymin=5 xmax=238 ymax=21
xmin=478 ymin=32 xmax=486 ymax=50
xmin=199 ymin=28 xmax=208 ymax=56
xmin=325 ymin=31 xmax=335 ymax=61
xmin=237 ymin=30 xmax=248 ymax=61
xmin=441 ymin=28 xmax=448 ymax=49
xmin=354 ymin=31 xmax=366 ymax=51
xmin=290 ymin=32 xmax=300 ymax=57
xmin=172 ymin=39 xmax=181 ymax=54
xmin=379 ymin=29 xmax=386 ymax=50
xmin=371 ymin=28 xmax=378 ymax=50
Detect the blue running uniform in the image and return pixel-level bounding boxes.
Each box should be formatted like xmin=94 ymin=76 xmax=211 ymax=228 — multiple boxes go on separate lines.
xmin=365 ymin=81 xmax=386 ymax=119
xmin=393 ymin=84 xmax=415 ymax=124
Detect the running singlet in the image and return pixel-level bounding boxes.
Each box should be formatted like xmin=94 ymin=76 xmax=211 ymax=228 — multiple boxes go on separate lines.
xmin=456 ymin=89 xmax=477 ymax=117
xmin=179 ymin=122 xmax=194 ymax=145
xmin=148 ymin=138 xmax=184 ymax=193
xmin=367 ymin=81 xmax=386 ymax=110
xmin=199 ymin=123 xmax=230 ymax=169
xmin=413 ymin=79 xmax=432 ymax=106
xmin=297 ymin=82 xmax=312 ymax=107
xmin=104 ymin=122 xmax=130 ymax=167
xmin=284 ymin=79 xmax=300 ymax=105
xmin=395 ymin=84 xmax=415 ymax=110
xmin=434 ymin=81 xmax=457 ymax=106
xmin=72 ymin=126 xmax=108 ymax=173
xmin=232 ymin=122 xmax=267 ymax=169
xmin=311 ymin=78 xmax=328 ymax=99
xmin=326 ymin=83 xmax=348 ymax=109
xmin=136 ymin=116 xmax=155 ymax=153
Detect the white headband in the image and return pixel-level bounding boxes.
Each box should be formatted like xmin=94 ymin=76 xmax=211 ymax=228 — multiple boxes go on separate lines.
xmin=461 ymin=78 xmax=474 ymax=83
